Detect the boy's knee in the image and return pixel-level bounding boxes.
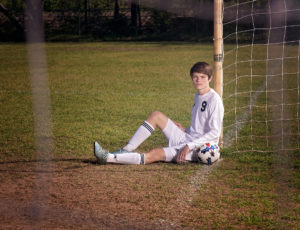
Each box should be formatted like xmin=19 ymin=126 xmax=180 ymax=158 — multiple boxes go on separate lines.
xmin=146 ymin=111 xmax=168 ymax=129
xmin=146 ymin=111 xmax=160 ymax=125
xmin=148 ymin=110 xmax=162 ymax=120
xmin=147 ymin=111 xmax=167 ymax=124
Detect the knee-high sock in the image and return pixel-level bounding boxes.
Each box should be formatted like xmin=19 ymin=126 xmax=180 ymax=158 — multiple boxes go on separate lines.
xmin=123 ymin=121 xmax=154 ymax=151
xmin=107 ymin=153 xmax=145 ymax=165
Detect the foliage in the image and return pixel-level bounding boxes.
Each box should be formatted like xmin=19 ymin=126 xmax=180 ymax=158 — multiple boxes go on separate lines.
xmin=149 ymin=9 xmax=172 ymax=33
xmin=0 ymin=0 xmax=217 ymax=41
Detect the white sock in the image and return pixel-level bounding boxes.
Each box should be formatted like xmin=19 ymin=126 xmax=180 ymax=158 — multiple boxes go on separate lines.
xmin=107 ymin=153 xmax=145 ymax=165
xmin=123 ymin=121 xmax=154 ymax=151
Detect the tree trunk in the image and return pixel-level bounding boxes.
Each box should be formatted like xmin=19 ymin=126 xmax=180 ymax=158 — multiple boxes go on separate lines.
xmin=131 ymin=0 xmax=142 ymax=34
xmin=12 ymin=0 xmax=16 ymax=11
xmin=84 ymin=0 xmax=88 ymax=33
xmin=114 ymin=0 xmax=119 ymax=19
xmin=131 ymin=1 xmax=137 ymax=27
xmin=137 ymin=2 xmax=141 ymax=33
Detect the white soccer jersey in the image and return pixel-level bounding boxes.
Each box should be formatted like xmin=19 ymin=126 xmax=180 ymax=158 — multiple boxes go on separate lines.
xmin=185 ymin=88 xmax=224 ymax=150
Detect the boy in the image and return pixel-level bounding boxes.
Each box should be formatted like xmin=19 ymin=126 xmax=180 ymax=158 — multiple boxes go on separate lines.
xmin=94 ymin=61 xmax=224 ymax=165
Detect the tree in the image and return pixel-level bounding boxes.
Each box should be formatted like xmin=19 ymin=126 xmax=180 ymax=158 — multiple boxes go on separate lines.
xmin=11 ymin=0 xmax=16 ymax=11
xmin=0 ymin=3 xmax=24 ymax=34
xmin=114 ymin=0 xmax=119 ymax=19
xmin=130 ymin=0 xmax=141 ymax=34
xmin=84 ymin=0 xmax=88 ymax=33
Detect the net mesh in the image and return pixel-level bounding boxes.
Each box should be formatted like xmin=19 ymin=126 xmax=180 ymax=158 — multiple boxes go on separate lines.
xmin=222 ymin=0 xmax=300 ymax=153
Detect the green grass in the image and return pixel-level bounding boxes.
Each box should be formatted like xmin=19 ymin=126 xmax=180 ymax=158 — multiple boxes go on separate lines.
xmin=1 ymin=42 xmax=214 ymax=158
xmin=47 ymin=42 xmax=214 ymax=156
xmin=0 ymin=42 xmax=300 ymax=229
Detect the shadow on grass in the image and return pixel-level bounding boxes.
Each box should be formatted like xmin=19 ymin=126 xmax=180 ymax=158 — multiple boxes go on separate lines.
xmin=0 ymin=157 xmax=202 ymax=173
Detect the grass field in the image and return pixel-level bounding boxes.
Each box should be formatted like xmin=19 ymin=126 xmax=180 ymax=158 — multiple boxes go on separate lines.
xmin=0 ymin=42 xmax=300 ymax=229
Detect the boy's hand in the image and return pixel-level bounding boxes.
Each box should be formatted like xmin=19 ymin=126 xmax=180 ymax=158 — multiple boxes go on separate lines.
xmin=176 ymin=145 xmax=189 ymax=163
xmin=173 ymin=121 xmax=185 ymax=132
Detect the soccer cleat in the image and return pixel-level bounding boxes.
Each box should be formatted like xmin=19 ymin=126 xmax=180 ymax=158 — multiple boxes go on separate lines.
xmin=94 ymin=141 xmax=109 ymax=164
xmin=111 ymin=148 xmax=130 ymax=154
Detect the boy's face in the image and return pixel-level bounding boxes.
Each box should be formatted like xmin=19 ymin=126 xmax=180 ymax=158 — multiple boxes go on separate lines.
xmin=191 ymin=72 xmax=211 ymax=94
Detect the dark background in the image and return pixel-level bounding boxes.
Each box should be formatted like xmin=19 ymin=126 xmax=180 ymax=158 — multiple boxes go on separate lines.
xmin=0 ymin=0 xmax=299 ymax=42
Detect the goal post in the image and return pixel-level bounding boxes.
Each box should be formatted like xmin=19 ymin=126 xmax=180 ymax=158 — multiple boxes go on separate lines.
xmin=214 ymin=0 xmax=224 ymax=147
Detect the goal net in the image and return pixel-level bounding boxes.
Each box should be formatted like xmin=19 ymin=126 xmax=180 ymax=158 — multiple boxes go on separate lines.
xmin=222 ymin=0 xmax=300 ymax=153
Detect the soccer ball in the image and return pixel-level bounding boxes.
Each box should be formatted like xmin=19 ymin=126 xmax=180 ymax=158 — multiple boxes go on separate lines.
xmin=196 ymin=143 xmax=220 ymax=165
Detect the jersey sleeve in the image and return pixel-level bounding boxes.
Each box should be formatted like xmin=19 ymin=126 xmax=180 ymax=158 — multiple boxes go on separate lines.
xmin=186 ymin=95 xmax=224 ymax=150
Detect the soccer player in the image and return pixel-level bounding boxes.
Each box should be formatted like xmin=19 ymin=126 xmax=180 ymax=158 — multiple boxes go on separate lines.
xmin=94 ymin=61 xmax=224 ymax=165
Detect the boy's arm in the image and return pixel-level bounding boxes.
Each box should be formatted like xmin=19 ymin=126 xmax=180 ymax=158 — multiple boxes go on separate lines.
xmin=175 ymin=145 xmax=189 ymax=163
xmin=173 ymin=121 xmax=185 ymax=132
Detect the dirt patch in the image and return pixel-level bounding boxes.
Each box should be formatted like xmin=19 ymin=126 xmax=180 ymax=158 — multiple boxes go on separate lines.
xmin=0 ymin=158 xmax=203 ymax=229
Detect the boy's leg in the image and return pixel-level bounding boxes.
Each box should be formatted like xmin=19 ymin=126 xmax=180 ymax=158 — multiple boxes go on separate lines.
xmin=146 ymin=110 xmax=169 ymax=130
xmin=95 ymin=141 xmax=146 ymax=164
xmin=108 ymin=148 xmax=166 ymax=165
xmin=94 ymin=142 xmax=165 ymax=165
xmin=123 ymin=111 xmax=168 ymax=151
xmin=144 ymin=148 xmax=166 ymax=164
xmin=95 ymin=111 xmax=169 ymax=164
xmin=145 ymin=147 xmax=192 ymax=164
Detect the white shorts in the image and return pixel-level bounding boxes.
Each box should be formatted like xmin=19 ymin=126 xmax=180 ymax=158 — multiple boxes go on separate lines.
xmin=162 ymin=119 xmax=197 ymax=162
xmin=162 ymin=119 xmax=220 ymax=164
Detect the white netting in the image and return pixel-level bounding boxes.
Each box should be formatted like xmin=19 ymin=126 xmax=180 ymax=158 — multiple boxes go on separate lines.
xmin=222 ymin=0 xmax=300 ymax=153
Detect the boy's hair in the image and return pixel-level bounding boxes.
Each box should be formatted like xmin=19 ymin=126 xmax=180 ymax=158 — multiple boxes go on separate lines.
xmin=190 ymin=62 xmax=213 ymax=79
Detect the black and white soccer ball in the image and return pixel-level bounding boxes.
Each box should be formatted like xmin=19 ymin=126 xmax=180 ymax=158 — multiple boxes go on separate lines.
xmin=196 ymin=143 xmax=220 ymax=165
